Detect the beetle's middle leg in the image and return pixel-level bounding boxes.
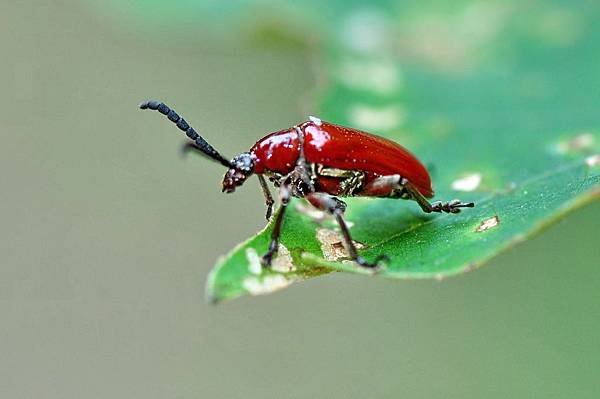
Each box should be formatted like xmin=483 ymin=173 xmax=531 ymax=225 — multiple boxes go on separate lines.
xmin=261 ymin=181 xmax=291 ymax=267
xmin=305 ymin=192 xmax=387 ymax=269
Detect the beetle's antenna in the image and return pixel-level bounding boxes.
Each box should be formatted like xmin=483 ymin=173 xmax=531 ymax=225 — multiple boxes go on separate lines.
xmin=139 ymin=100 xmax=232 ymax=168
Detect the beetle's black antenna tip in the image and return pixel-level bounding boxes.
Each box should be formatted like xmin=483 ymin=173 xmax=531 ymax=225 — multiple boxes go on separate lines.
xmin=139 ymin=99 xmax=232 ymax=168
xmin=139 ymin=99 xmax=160 ymax=110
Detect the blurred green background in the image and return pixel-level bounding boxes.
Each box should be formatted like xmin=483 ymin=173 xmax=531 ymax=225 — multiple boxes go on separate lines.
xmin=1 ymin=1 xmax=599 ymax=398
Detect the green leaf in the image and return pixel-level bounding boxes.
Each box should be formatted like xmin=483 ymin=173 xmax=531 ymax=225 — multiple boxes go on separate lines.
xmin=114 ymin=1 xmax=600 ymax=302
xmin=205 ymin=1 xmax=600 ymax=302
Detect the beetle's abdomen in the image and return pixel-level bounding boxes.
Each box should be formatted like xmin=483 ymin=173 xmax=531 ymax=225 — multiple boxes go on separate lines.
xmin=302 ymin=121 xmax=434 ymax=198
xmin=250 ymin=128 xmax=300 ymax=175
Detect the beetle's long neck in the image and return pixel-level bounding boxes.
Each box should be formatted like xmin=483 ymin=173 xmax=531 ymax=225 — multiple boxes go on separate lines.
xmin=139 ymin=100 xmax=232 ymax=168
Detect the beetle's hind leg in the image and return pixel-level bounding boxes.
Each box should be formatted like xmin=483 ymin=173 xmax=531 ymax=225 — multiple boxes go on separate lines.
xmin=404 ymin=182 xmax=474 ymax=214
xmin=305 ymin=193 xmax=387 ymax=270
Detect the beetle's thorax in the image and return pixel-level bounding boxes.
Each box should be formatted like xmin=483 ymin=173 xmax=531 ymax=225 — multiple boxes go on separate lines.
xmin=251 ymin=123 xmax=315 ymax=197
xmin=250 ymin=127 xmax=302 ymax=176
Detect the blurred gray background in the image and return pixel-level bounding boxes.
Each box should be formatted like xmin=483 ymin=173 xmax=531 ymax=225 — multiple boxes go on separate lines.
xmin=1 ymin=1 xmax=599 ymax=398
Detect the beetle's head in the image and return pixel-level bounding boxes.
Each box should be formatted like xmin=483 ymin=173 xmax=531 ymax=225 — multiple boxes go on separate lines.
xmin=138 ymin=100 xmax=256 ymax=194
xmin=222 ymin=152 xmax=255 ymax=193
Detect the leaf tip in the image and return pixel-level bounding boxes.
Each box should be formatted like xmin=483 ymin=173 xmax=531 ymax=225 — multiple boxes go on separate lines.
xmin=204 ymin=258 xmax=224 ymax=304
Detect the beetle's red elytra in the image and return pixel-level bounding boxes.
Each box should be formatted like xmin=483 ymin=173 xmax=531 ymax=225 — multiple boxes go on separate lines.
xmin=140 ymin=100 xmax=474 ymax=269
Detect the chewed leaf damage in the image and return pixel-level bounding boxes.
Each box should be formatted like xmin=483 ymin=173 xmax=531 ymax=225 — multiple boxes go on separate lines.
xmin=476 ymin=216 xmax=500 ymax=232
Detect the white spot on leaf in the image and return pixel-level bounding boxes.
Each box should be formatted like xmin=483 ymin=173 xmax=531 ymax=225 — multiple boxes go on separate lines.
xmin=246 ymin=248 xmax=262 ymax=275
xmin=341 ymin=9 xmax=389 ymax=53
xmin=476 ymin=216 xmax=500 ymax=232
xmin=451 ymin=173 xmax=482 ymax=192
xmin=316 ymin=228 xmax=365 ymax=261
xmin=338 ymin=60 xmax=402 ymax=94
xmin=242 ymin=275 xmax=292 ymax=296
xmin=271 ymin=244 xmax=296 ymax=273
xmin=246 ymin=245 xmax=295 ymax=275
xmin=555 ymin=133 xmax=595 ymax=154
xmin=349 ymin=104 xmax=405 ymax=131
xmin=585 ymin=154 xmax=600 ymax=167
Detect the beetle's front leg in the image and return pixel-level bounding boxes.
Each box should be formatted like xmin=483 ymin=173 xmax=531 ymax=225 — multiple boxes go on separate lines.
xmin=305 ymin=193 xmax=387 ymax=270
xmin=261 ymin=182 xmax=290 ymax=267
xmin=257 ymin=175 xmax=274 ymax=220
xmin=404 ymin=182 xmax=474 ymax=214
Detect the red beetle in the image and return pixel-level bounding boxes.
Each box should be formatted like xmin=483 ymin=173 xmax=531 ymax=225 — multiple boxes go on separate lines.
xmin=140 ymin=100 xmax=474 ymax=269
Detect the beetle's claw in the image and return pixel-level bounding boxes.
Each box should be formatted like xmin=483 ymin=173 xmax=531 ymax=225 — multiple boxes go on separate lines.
xmin=377 ymin=254 xmax=391 ymax=263
xmin=434 ymin=199 xmax=475 ymax=213
xmin=448 ymin=199 xmax=461 ymax=207
xmin=447 ymin=199 xmax=475 ymax=213
xmin=356 ymin=254 xmax=389 ymax=272
xmin=261 ymin=252 xmax=275 ymax=268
